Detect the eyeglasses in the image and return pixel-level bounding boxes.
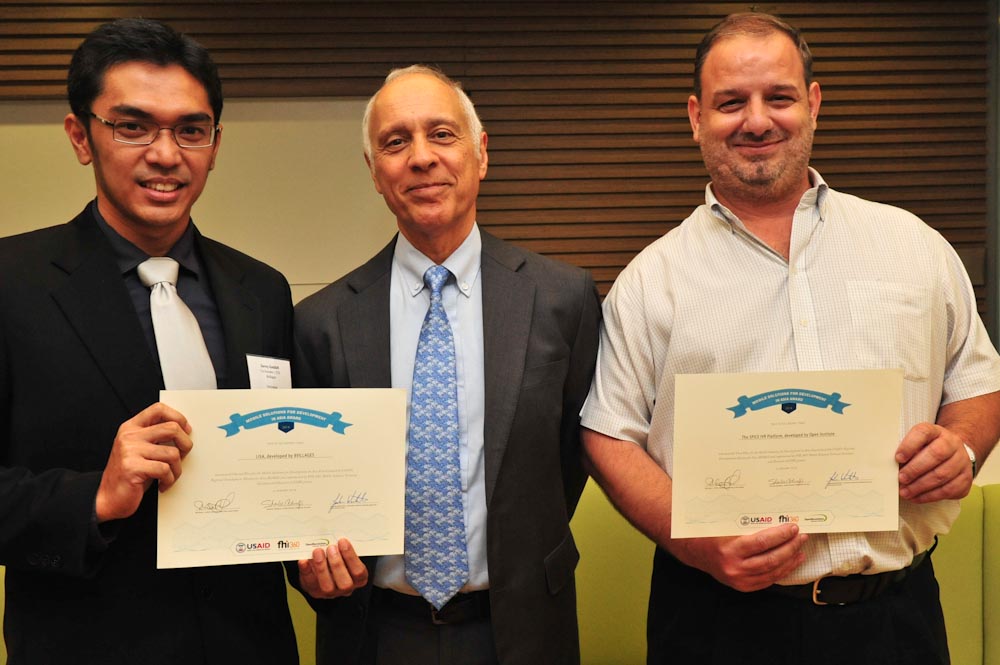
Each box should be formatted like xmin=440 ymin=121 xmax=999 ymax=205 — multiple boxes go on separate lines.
xmin=87 ymin=111 xmax=218 ymax=148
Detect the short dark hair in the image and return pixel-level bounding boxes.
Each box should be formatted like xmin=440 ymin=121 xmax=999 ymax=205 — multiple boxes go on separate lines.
xmin=67 ymin=18 xmax=223 ymax=123
xmin=693 ymin=13 xmax=813 ymax=99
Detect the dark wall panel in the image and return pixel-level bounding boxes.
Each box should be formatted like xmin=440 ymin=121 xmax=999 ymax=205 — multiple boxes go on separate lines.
xmin=1 ymin=1 xmax=991 ymax=313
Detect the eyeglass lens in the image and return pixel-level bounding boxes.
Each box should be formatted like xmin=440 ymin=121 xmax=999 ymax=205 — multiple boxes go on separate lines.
xmin=114 ymin=119 xmax=215 ymax=147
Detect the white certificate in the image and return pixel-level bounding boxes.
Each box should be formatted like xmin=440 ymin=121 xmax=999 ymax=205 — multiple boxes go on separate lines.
xmin=671 ymin=369 xmax=902 ymax=538
xmin=157 ymin=388 xmax=406 ymax=568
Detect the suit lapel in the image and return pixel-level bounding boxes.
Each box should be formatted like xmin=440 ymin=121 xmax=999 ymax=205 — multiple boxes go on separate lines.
xmin=341 ymin=232 xmax=530 ymax=500
xmin=342 ymin=239 xmax=394 ymax=388
xmin=50 ymin=210 xmax=160 ymax=416
xmin=480 ymin=232 xmax=534 ymax=505
xmin=197 ymin=235 xmax=260 ymax=389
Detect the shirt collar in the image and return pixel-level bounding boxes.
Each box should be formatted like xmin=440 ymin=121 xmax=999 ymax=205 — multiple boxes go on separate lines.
xmin=91 ymin=199 xmax=202 ymax=277
xmin=393 ymin=223 xmax=482 ymax=299
xmin=806 ymin=167 xmax=830 ymax=220
xmin=706 ymin=167 xmax=830 ymax=227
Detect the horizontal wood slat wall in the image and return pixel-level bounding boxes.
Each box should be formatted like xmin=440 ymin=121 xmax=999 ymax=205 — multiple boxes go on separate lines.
xmin=1 ymin=1 xmax=992 ymax=313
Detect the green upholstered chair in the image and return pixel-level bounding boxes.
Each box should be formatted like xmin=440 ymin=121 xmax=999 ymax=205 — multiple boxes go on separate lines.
xmin=936 ymin=484 xmax=985 ymax=665
xmin=287 ymin=577 xmax=317 ymax=664
xmin=983 ymin=484 xmax=1000 ymax=665
xmin=935 ymin=483 xmax=1000 ymax=665
xmin=574 ymin=479 xmax=653 ymax=664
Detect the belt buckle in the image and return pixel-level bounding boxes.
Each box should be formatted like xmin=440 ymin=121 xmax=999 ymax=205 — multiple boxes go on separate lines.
xmin=811 ymin=577 xmax=829 ymax=606
xmin=811 ymin=576 xmax=849 ymax=606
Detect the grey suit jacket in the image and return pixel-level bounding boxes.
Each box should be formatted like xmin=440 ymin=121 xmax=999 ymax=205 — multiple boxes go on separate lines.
xmin=294 ymin=230 xmax=601 ymax=665
xmin=0 ymin=205 xmax=298 ymax=665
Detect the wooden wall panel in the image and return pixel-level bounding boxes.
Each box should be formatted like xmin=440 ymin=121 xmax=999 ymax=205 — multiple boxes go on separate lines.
xmin=1 ymin=1 xmax=992 ymax=313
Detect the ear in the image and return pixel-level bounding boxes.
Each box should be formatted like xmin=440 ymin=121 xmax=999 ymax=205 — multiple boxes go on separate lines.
xmin=477 ymin=132 xmax=489 ymax=180
xmin=687 ymin=95 xmax=702 ymax=142
xmin=208 ymin=124 xmax=222 ymax=171
xmin=364 ymin=153 xmax=383 ymax=194
xmin=64 ymin=113 xmax=93 ymax=165
xmin=807 ymin=81 xmax=822 ymax=127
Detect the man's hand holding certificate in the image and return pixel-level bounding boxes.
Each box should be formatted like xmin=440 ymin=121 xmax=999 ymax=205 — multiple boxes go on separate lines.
xmin=156 ymin=388 xmax=406 ymax=568
xmin=671 ymin=369 xmax=903 ymax=538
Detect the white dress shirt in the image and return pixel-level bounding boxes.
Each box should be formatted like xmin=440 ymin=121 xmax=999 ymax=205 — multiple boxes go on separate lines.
xmin=582 ymin=169 xmax=1000 ymax=583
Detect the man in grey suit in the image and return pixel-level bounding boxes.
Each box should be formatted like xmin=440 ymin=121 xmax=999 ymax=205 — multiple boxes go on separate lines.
xmin=294 ymin=65 xmax=601 ymax=665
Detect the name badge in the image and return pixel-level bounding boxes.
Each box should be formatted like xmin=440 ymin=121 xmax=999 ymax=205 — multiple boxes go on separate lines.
xmin=246 ymin=354 xmax=291 ymax=389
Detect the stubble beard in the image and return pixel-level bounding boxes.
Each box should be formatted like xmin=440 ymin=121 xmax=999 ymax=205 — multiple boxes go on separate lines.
xmin=700 ymin=126 xmax=815 ymax=205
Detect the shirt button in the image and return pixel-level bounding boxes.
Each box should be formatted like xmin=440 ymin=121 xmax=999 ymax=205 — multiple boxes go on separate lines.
xmin=799 ymin=319 xmax=809 ymax=327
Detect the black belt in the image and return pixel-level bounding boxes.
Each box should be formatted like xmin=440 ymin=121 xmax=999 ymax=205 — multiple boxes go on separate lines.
xmin=372 ymin=587 xmax=491 ymax=625
xmin=765 ymin=551 xmax=928 ymax=606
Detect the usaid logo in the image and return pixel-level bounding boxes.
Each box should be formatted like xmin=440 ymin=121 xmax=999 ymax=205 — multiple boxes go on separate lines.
xmin=738 ymin=515 xmax=773 ymax=527
xmin=233 ymin=541 xmax=271 ymax=554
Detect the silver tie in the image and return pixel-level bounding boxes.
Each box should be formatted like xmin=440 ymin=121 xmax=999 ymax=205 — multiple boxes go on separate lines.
xmin=137 ymin=257 xmax=216 ymax=390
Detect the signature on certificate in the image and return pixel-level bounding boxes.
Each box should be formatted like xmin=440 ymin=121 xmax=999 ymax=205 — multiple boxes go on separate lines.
xmin=193 ymin=491 xmax=236 ymax=513
xmin=825 ymin=469 xmax=868 ymax=489
xmin=261 ymin=498 xmax=309 ymax=510
xmin=329 ymin=490 xmax=371 ymax=512
xmin=768 ymin=477 xmax=809 ymax=488
xmin=704 ymin=470 xmax=742 ymax=490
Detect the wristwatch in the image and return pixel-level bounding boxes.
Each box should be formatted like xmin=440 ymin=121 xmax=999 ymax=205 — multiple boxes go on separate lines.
xmin=963 ymin=443 xmax=978 ymax=478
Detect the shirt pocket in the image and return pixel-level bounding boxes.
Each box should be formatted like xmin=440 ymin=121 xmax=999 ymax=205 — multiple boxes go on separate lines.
xmin=846 ymin=280 xmax=930 ymax=382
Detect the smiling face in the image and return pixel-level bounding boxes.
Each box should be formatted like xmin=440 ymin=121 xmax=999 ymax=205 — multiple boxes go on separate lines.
xmin=688 ymin=32 xmax=821 ymax=208
xmin=365 ymin=72 xmax=488 ymax=262
xmin=64 ymin=61 xmax=220 ymax=255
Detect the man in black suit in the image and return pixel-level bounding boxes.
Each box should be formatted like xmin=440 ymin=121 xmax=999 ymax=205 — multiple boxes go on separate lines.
xmin=294 ymin=65 xmax=601 ymax=664
xmin=0 ymin=19 xmax=299 ymax=664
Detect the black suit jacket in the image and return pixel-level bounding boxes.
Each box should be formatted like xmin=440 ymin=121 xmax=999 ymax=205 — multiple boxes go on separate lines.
xmin=293 ymin=230 xmax=601 ymax=665
xmin=0 ymin=206 xmax=298 ymax=665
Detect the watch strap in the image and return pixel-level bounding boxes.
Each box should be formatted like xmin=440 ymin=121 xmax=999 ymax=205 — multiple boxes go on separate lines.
xmin=963 ymin=442 xmax=978 ymax=478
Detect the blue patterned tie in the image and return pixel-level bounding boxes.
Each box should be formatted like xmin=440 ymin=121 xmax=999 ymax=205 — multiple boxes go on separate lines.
xmin=404 ymin=265 xmax=469 ymax=609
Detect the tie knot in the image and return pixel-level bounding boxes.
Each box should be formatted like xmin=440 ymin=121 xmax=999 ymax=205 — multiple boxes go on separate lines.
xmin=423 ymin=265 xmax=450 ymax=296
xmin=138 ymin=257 xmax=180 ymax=288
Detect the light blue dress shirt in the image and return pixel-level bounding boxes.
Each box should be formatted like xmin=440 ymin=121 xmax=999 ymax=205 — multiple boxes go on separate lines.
xmin=375 ymin=225 xmax=488 ymax=594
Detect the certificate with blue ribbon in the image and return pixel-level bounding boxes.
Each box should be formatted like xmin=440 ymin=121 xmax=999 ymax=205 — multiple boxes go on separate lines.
xmin=157 ymin=388 xmax=406 ymax=568
xmin=671 ymin=369 xmax=902 ymax=538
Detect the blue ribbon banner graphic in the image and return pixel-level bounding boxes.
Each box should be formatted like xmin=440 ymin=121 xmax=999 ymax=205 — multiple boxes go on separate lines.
xmin=727 ymin=389 xmax=850 ymax=418
xmin=219 ymin=407 xmax=353 ymax=437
